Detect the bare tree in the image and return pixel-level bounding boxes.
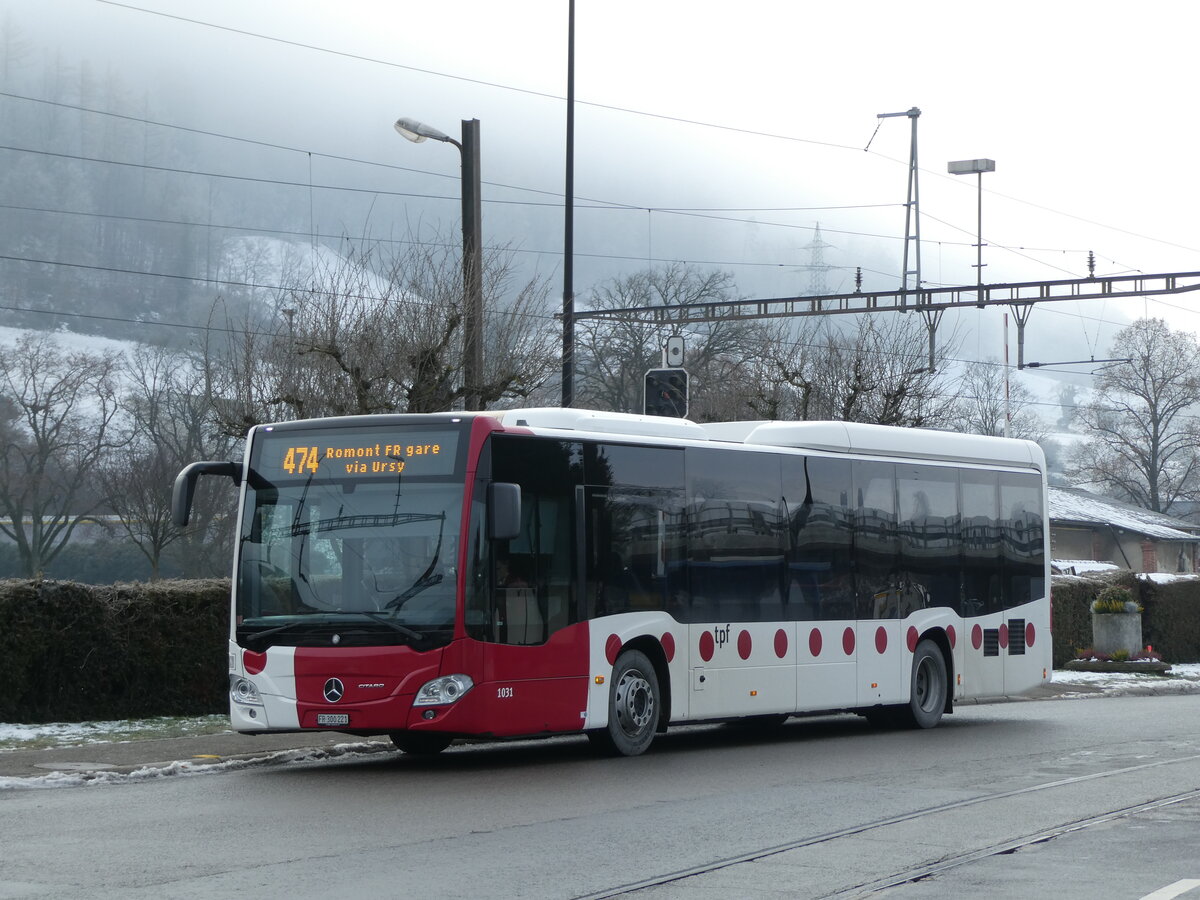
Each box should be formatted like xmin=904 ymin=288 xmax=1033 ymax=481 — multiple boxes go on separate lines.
xmin=573 ymin=264 xmax=769 ymax=418
xmin=753 ymin=314 xmax=958 ymax=427
xmin=103 ymin=346 xmax=239 ymax=578
xmin=0 ymin=333 xmax=121 ymax=577
xmin=205 ymin=239 xmax=557 ymax=431
xmin=1069 ymin=318 xmax=1200 ymax=513
xmin=950 ymin=359 xmax=1046 ymax=440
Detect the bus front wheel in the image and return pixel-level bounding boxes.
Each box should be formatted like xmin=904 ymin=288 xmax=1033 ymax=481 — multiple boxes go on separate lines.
xmin=589 ymin=649 xmax=661 ymax=757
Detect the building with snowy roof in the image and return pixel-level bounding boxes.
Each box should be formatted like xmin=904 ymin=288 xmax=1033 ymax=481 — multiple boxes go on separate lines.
xmin=1050 ymin=486 xmax=1200 ymax=575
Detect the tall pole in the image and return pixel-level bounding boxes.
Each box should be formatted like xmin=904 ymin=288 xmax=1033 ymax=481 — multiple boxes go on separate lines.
xmin=877 ymin=107 xmax=921 ymax=300
xmin=976 ymin=171 xmax=984 ymax=289
xmin=1003 ymin=312 xmax=1011 ymax=438
xmin=561 ymin=0 xmax=576 ymax=407
xmin=461 ymin=119 xmax=483 ymax=411
xmin=949 ymin=158 xmax=995 ymax=308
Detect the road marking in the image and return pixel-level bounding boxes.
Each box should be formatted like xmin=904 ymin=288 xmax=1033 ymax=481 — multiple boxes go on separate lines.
xmin=1142 ymin=880 xmax=1200 ymax=900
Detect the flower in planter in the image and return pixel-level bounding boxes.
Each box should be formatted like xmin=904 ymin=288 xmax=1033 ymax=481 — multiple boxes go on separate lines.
xmin=1091 ymin=585 xmax=1142 ymax=614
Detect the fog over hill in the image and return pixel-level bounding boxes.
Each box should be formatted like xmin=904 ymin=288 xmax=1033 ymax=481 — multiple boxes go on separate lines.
xmin=4 ymin=0 xmax=1197 ymax=416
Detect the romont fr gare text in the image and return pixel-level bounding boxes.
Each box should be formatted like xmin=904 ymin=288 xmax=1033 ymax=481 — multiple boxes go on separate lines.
xmin=326 ymin=442 xmax=441 ymax=475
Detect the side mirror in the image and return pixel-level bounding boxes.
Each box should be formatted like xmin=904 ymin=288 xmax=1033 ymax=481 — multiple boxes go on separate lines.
xmin=172 ymin=461 xmax=241 ymax=527
xmin=487 ymin=482 xmax=522 ymax=541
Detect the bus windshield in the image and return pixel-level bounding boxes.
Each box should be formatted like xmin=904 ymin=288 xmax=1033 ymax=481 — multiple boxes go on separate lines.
xmin=235 ymin=424 xmax=465 ymax=649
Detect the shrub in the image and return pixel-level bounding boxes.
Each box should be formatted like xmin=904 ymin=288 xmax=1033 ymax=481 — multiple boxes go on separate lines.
xmin=0 ymin=578 xmax=230 ymax=722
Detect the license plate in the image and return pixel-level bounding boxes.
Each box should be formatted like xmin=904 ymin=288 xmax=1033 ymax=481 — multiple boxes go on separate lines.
xmin=316 ymin=713 xmax=349 ymax=726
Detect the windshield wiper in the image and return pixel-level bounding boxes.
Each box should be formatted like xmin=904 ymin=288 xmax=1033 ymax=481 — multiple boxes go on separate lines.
xmin=241 ymin=620 xmax=307 ymax=648
xmin=347 ymin=610 xmax=424 ymax=642
xmin=383 ymin=572 xmax=444 ymax=610
xmin=241 ymin=613 xmax=424 ymax=648
xmin=384 ymin=512 xmax=447 ymax=610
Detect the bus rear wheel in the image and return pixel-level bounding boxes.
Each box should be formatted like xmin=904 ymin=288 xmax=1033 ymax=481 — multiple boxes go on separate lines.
xmin=589 ymin=649 xmax=661 ymax=757
xmin=902 ymin=639 xmax=948 ymax=729
xmin=389 ymin=731 xmax=453 ymax=755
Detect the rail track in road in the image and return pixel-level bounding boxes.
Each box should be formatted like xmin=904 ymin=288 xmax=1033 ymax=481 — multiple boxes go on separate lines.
xmin=573 ymin=752 xmax=1200 ymax=899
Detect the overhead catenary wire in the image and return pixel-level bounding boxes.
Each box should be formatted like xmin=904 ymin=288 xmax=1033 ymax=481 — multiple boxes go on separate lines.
xmin=0 ymin=90 xmax=1177 ymax=289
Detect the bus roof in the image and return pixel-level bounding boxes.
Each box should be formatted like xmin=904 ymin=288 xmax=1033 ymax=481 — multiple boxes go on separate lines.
xmin=488 ymin=409 xmax=1044 ymax=471
xmin=701 ymin=420 xmax=1045 ymax=470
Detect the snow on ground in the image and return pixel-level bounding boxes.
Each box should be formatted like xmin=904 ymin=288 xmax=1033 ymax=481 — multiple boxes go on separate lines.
xmin=1051 ymin=662 xmax=1200 ymax=697
xmin=0 ymin=742 xmax=389 ymax=791
xmin=0 ymin=715 xmax=230 ymax=752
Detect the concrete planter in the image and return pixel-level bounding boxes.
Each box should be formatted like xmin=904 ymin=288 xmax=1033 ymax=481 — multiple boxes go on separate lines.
xmin=1091 ymin=611 xmax=1143 ymax=657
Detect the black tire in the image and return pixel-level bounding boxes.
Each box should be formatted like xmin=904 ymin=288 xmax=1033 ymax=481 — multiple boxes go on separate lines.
xmin=902 ymin=639 xmax=948 ymax=729
xmin=389 ymin=731 xmax=453 ymax=755
xmin=589 ymin=649 xmax=661 ymax=757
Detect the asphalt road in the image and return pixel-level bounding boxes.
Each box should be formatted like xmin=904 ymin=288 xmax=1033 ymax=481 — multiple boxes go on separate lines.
xmin=2 ymin=693 xmax=1199 ymax=899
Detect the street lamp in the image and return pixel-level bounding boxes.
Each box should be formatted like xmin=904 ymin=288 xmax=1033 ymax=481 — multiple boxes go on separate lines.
xmin=947 ymin=158 xmax=995 ymax=307
xmin=395 ymin=116 xmax=484 ymax=410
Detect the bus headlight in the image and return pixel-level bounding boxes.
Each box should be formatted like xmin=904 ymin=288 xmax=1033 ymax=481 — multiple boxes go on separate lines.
xmin=230 ymin=675 xmax=263 ymax=706
xmin=414 ymin=674 xmax=474 ymax=706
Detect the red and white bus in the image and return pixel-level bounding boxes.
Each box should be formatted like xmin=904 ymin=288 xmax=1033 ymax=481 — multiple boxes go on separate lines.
xmin=172 ymin=408 xmax=1051 ymax=756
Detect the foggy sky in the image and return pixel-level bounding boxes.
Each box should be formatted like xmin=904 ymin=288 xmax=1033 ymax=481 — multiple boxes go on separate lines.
xmin=3 ymin=0 xmax=1199 ymax=375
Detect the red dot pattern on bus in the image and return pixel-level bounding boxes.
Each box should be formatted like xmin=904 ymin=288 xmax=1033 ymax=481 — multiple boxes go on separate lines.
xmin=699 ymin=630 xmax=715 ymax=662
xmin=243 ymin=650 xmax=266 ymax=675
xmin=738 ymin=630 xmax=753 ymax=660
xmin=684 ymin=621 xmax=1037 ymax=663
xmin=605 ymin=633 xmax=622 ymax=665
xmin=662 ymin=632 xmax=676 ymax=662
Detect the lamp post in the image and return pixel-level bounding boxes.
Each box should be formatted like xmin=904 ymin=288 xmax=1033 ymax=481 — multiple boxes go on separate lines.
xmin=395 ymin=116 xmax=484 ymax=410
xmin=947 ymin=158 xmax=995 ymax=307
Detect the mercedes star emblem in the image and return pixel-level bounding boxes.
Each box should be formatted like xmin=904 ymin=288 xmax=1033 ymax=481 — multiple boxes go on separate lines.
xmin=323 ymin=677 xmax=345 ymax=703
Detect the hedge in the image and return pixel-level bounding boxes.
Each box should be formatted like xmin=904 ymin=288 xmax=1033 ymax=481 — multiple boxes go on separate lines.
xmin=0 ymin=579 xmax=230 ymax=723
xmin=1051 ymin=573 xmax=1200 ymax=667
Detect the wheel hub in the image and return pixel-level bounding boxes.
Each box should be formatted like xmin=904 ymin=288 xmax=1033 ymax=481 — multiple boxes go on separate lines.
xmin=615 ymin=670 xmax=654 ymax=734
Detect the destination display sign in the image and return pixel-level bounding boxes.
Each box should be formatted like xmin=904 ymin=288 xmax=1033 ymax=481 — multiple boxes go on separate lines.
xmin=255 ymin=428 xmax=462 ymax=479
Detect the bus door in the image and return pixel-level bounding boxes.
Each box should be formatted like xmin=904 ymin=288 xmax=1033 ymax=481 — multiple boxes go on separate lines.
xmin=782 ymin=455 xmax=858 ymax=713
xmin=464 ymin=437 xmax=590 ymax=736
xmin=684 ymin=448 xmax=793 ymax=720
xmin=961 ymin=470 xmax=1006 ymax=698
xmin=854 ymin=462 xmax=906 ymax=707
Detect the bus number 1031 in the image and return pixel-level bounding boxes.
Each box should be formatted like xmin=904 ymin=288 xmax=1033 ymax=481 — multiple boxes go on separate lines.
xmin=283 ymin=446 xmax=320 ymax=475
